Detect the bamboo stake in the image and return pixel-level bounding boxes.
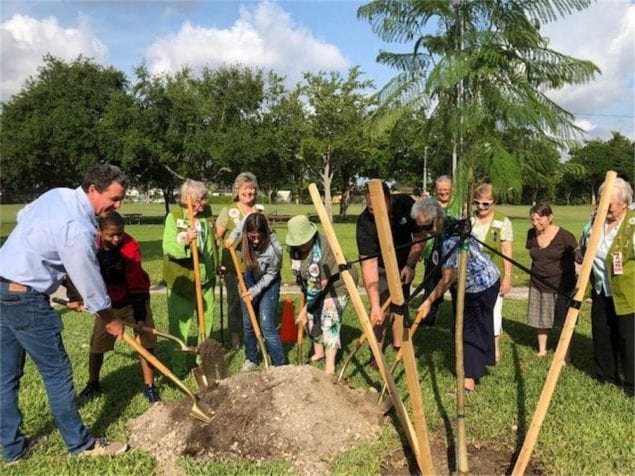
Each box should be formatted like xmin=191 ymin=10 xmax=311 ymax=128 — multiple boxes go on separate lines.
xmin=186 ymin=195 xmax=207 ymax=344
xmin=308 ymin=183 xmax=424 ymax=469
xmin=454 ymin=243 xmax=469 ymax=473
xmin=369 ymin=180 xmax=435 ymax=475
xmin=512 ymin=170 xmax=617 ymax=475
xmin=227 ymin=244 xmax=270 ymax=370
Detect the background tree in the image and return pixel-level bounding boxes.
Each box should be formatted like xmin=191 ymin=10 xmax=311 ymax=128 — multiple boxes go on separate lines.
xmin=0 ymin=55 xmax=126 ymax=201
xmin=565 ymin=131 xmax=634 ymax=204
xmin=301 ymin=66 xmax=374 ymax=220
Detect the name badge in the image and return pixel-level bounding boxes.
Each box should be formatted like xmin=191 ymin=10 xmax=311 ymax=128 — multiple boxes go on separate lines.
xmin=176 ymin=218 xmax=188 ymax=229
xmin=613 ymin=252 xmax=624 ymax=275
xmin=291 ymin=259 xmax=302 ymax=272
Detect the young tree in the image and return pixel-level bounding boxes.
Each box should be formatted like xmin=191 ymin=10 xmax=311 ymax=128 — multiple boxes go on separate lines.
xmin=358 ymin=0 xmax=600 ymax=206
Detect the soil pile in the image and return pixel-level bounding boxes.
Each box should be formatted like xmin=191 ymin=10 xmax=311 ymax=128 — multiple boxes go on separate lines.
xmin=128 ymin=365 xmax=385 ymax=474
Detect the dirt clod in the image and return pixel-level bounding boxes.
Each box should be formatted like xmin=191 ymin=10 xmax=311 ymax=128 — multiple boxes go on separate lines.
xmin=128 ymin=365 xmax=384 ymax=474
xmin=198 ymin=338 xmax=227 ymax=383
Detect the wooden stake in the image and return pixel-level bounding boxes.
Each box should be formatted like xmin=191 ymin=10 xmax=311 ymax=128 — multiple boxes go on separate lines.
xmin=512 ymin=170 xmax=617 ymax=475
xmin=186 ymin=195 xmax=207 ymax=344
xmin=368 ymin=180 xmax=435 ymax=475
xmin=227 ymin=244 xmax=270 ymax=370
xmin=308 ymin=183 xmax=425 ymax=470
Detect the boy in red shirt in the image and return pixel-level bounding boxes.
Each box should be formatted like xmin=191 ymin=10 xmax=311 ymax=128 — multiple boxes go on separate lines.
xmin=71 ymin=211 xmax=159 ymax=403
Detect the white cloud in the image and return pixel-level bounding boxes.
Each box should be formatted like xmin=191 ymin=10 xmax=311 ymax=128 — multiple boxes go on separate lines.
xmin=542 ymin=1 xmax=634 ymax=138
xmin=146 ymin=1 xmax=348 ymax=82
xmin=0 ymin=14 xmax=108 ymax=99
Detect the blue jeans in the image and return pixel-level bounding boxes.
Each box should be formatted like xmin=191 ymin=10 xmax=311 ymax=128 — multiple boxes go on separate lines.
xmin=0 ymin=283 xmax=94 ymax=461
xmin=241 ymin=276 xmax=286 ymax=366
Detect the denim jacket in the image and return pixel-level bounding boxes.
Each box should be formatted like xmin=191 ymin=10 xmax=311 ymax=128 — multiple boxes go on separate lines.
xmin=242 ymin=234 xmax=282 ymax=299
xmin=230 ymin=216 xmax=282 ymax=299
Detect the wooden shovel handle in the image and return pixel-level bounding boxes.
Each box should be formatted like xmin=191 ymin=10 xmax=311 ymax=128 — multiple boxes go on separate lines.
xmin=120 ymin=332 xmax=195 ymax=400
xmin=186 ymin=194 xmax=207 ymax=343
xmin=226 ymin=244 xmax=270 ymax=370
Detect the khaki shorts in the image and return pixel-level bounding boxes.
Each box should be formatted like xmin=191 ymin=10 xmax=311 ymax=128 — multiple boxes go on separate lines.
xmin=89 ymin=302 xmax=157 ymax=353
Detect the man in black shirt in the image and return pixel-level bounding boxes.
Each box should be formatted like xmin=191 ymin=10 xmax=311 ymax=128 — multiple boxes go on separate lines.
xmin=356 ymin=182 xmax=425 ymax=351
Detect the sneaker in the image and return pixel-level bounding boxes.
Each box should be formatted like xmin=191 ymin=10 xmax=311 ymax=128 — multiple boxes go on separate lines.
xmin=77 ymin=381 xmax=102 ymax=401
xmin=79 ymin=438 xmax=129 ymax=457
xmin=5 ymin=438 xmax=36 ymax=465
xmin=141 ymin=384 xmax=160 ymax=404
xmin=240 ymin=360 xmax=258 ymax=372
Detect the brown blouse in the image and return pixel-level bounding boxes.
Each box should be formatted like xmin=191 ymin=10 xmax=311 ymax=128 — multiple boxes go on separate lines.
xmin=526 ymin=227 xmax=577 ymax=293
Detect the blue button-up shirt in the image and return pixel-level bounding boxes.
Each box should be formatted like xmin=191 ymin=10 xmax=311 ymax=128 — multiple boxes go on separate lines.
xmin=0 ymin=187 xmax=111 ymax=313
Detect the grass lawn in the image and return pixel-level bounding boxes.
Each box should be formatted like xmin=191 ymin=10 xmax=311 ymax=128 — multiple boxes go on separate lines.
xmin=1 ymin=292 xmax=633 ymax=474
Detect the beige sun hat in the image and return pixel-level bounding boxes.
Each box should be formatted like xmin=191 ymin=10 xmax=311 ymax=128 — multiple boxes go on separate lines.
xmin=285 ymin=215 xmax=318 ymax=247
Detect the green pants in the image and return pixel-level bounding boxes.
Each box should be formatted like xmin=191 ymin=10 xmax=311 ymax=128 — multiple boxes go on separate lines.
xmin=167 ymin=286 xmax=214 ymax=377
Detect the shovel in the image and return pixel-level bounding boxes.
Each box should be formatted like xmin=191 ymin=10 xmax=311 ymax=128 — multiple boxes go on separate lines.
xmin=120 ymin=332 xmax=213 ymax=423
xmin=50 ymin=298 xmax=213 ymax=423
xmin=336 ymin=298 xmax=391 ymax=383
xmin=186 ymin=194 xmax=212 ymax=388
xmin=52 ymin=297 xmax=198 ymax=355
xmin=227 ymin=244 xmax=270 ymax=370
xmin=376 ymin=307 xmax=428 ymax=406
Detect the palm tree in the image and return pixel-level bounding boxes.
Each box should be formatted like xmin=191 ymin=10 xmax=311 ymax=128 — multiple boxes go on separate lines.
xmin=358 ymin=0 xmax=599 ymax=204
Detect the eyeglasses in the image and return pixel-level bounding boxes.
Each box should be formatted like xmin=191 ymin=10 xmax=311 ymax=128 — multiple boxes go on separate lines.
xmin=473 ymin=200 xmax=494 ymax=208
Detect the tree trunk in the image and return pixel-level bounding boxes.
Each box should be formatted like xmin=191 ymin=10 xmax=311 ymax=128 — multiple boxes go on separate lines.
xmin=319 ymin=151 xmax=333 ymax=222
xmin=338 ymin=185 xmax=351 ymax=219
xmin=162 ymin=187 xmax=174 ymax=216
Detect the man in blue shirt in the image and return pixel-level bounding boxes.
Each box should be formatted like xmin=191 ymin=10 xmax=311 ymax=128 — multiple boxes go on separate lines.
xmin=0 ymin=164 xmax=129 ymax=463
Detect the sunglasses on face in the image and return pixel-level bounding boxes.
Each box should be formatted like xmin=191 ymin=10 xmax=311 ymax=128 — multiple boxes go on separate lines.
xmin=473 ymin=200 xmax=494 ymax=208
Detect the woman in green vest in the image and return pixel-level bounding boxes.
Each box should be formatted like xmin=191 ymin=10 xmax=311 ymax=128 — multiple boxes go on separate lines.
xmin=162 ymin=179 xmax=217 ymax=377
xmin=215 ymin=172 xmax=262 ymax=349
xmin=470 ymin=184 xmax=513 ymax=362
xmin=581 ymin=177 xmax=634 ymax=396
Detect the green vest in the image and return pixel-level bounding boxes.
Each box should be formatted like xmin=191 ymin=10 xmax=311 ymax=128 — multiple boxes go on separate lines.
xmin=606 ymin=210 xmax=635 ymax=315
xmin=162 ymin=204 xmax=216 ymax=299
xmin=220 ymin=205 xmax=247 ymax=271
xmin=480 ymin=211 xmax=507 ymax=277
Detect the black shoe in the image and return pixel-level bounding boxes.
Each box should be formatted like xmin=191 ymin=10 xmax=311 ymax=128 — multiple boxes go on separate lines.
xmin=141 ymin=384 xmax=160 ymax=403
xmin=77 ymin=381 xmax=102 ymax=401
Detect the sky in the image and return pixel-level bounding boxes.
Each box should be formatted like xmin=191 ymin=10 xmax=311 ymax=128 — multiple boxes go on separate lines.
xmin=1 ymin=0 xmax=633 ymax=141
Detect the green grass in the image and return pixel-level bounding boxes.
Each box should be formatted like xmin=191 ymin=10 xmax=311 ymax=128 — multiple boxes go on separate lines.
xmin=0 ymin=202 xmax=592 ymax=287
xmin=1 ymin=293 xmax=632 ymax=474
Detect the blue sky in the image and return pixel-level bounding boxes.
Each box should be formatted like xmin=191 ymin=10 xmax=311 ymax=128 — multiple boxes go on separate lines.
xmin=1 ymin=1 xmax=633 ymax=141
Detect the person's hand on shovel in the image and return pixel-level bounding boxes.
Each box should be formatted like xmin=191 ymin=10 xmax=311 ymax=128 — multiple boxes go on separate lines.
xmin=224 ymin=236 xmax=235 ymax=249
xmin=105 ymin=319 xmax=124 ymax=339
xmin=241 ymin=290 xmax=253 ymax=302
xmin=67 ymin=300 xmax=85 ymax=312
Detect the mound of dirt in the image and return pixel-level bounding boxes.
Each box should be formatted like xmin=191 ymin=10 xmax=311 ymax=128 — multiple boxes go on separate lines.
xmin=128 ymin=365 xmax=385 ymax=474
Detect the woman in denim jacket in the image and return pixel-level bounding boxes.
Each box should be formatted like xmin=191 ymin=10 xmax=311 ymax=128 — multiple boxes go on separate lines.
xmin=228 ymin=212 xmax=286 ymax=370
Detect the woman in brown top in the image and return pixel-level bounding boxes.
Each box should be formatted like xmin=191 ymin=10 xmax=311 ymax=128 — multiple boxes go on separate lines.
xmin=526 ymin=202 xmax=577 ymax=357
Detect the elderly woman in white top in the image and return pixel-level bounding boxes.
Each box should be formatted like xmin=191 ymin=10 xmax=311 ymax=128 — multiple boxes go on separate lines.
xmin=413 ymin=198 xmax=500 ymax=391
xmin=580 ymin=177 xmax=634 ymax=396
